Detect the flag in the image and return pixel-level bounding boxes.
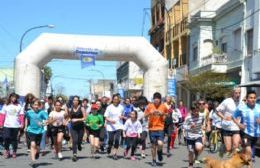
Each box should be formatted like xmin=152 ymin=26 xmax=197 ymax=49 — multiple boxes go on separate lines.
xmin=80 ymin=53 xmax=96 ymax=69
xmin=75 ymin=48 xmax=99 ymax=69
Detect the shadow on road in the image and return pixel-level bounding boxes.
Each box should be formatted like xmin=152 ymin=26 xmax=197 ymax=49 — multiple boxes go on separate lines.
xmin=35 ymin=162 xmax=53 ymax=168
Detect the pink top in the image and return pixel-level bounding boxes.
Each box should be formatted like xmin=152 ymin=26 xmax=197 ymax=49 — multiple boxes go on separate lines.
xmin=179 ymin=106 xmax=188 ymax=121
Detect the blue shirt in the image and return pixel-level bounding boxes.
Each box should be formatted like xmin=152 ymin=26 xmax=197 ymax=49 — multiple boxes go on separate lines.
xmin=233 ymin=104 xmax=260 ymax=137
xmin=123 ymin=104 xmax=133 ymax=118
xmin=26 ymin=109 xmax=48 ymax=134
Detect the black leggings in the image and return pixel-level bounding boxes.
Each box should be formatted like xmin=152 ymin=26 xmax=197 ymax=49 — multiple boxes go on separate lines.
xmin=71 ymin=128 xmax=84 ymax=154
xmin=108 ymin=130 xmax=121 ymax=150
xmin=165 ymin=124 xmax=174 ymax=152
xmin=126 ymin=137 xmax=138 ymax=156
xmin=139 ymin=131 xmax=147 ymax=150
xmin=3 ymin=127 xmax=19 ymax=152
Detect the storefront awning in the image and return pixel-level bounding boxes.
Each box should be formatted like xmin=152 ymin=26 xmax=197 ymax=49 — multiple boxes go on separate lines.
xmin=239 ymin=81 xmax=260 ymax=87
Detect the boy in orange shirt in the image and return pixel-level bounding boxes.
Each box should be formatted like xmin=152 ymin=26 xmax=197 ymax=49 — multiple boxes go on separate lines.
xmin=144 ymin=92 xmax=168 ymax=166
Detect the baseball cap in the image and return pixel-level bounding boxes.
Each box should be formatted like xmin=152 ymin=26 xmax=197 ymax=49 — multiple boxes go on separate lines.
xmin=91 ymin=103 xmax=99 ymax=110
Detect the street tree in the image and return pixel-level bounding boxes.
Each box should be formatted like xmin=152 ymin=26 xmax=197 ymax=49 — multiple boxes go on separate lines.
xmin=43 ymin=65 xmax=52 ymax=84
xmin=183 ymin=71 xmax=234 ymax=100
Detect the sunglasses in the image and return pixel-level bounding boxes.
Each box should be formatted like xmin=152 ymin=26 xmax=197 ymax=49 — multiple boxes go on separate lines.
xmin=198 ymin=102 xmax=205 ymax=105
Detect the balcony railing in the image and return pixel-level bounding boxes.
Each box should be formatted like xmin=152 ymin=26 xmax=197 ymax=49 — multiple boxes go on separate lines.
xmin=201 ymin=53 xmax=228 ymax=66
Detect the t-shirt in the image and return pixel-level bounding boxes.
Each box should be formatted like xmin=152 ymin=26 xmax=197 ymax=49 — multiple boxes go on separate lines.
xmin=134 ymin=106 xmax=148 ymax=132
xmin=144 ymin=103 xmax=168 ymax=131
xmin=123 ymin=104 xmax=133 ymax=118
xmin=233 ymin=104 xmax=260 ymax=137
xmin=26 ymin=109 xmax=48 ymax=134
xmin=183 ymin=113 xmax=204 ymax=140
xmin=1 ymin=104 xmax=24 ymax=128
xmin=123 ymin=119 xmax=142 ymax=137
xmin=104 ymin=104 xmax=124 ymax=131
xmin=172 ymin=109 xmax=182 ymax=124
xmin=49 ymin=110 xmax=66 ymax=127
xmin=209 ymin=110 xmax=222 ymax=128
xmin=85 ymin=114 xmax=104 ymax=130
xmin=216 ymin=98 xmax=240 ymax=131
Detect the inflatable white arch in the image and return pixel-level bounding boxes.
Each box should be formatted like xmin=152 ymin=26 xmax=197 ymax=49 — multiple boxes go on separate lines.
xmin=15 ymin=33 xmax=168 ymax=99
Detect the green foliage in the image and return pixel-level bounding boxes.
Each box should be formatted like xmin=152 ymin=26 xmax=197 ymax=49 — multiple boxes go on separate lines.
xmin=43 ymin=66 xmax=52 ymax=84
xmin=184 ymin=71 xmax=233 ymax=99
xmin=212 ymin=46 xmax=222 ymax=54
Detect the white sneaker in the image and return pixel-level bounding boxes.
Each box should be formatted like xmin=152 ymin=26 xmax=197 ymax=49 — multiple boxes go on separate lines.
xmin=58 ymin=152 xmax=63 ymax=160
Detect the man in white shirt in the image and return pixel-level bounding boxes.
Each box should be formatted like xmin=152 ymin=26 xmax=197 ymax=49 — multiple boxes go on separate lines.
xmin=216 ymin=87 xmax=241 ymax=157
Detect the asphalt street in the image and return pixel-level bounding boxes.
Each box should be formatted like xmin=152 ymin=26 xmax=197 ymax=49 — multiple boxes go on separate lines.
xmin=0 ymin=141 xmax=259 ymax=168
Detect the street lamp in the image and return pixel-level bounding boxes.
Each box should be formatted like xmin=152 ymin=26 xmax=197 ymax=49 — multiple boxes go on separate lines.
xmin=19 ymin=24 xmax=55 ymax=52
xmin=89 ymin=69 xmax=105 ymax=96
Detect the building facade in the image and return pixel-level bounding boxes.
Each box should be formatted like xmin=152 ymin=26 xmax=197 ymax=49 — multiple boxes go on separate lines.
xmin=189 ymin=0 xmax=259 ymax=98
xmin=116 ymin=62 xmax=144 ymax=98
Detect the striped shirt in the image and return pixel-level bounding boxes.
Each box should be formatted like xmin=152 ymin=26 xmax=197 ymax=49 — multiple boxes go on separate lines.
xmin=233 ymin=103 xmax=260 ymax=137
xmin=183 ymin=113 xmax=204 ymax=140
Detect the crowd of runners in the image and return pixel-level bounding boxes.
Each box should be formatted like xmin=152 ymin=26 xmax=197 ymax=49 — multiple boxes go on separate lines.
xmin=0 ymin=87 xmax=259 ymax=168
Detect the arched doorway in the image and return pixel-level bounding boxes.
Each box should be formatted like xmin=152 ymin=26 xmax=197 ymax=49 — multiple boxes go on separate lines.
xmin=15 ymin=33 xmax=168 ymax=99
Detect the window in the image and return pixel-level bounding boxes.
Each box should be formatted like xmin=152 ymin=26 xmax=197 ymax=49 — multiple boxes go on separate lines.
xmin=247 ymin=29 xmax=253 ymax=56
xmin=221 ymin=43 xmax=227 ymax=53
xmin=233 ymin=28 xmax=241 ymax=51
xmin=193 ymin=46 xmax=198 ymax=61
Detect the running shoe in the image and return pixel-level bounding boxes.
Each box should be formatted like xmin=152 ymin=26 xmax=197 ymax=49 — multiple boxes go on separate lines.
xmin=124 ymin=150 xmax=128 ymax=158
xmin=35 ymin=152 xmax=40 ymax=160
xmin=72 ymin=154 xmax=77 ymax=162
xmin=78 ymin=144 xmax=82 ymax=151
xmin=151 ymin=160 xmax=157 ymax=167
xmin=225 ymin=152 xmax=232 ymax=158
xmin=3 ymin=150 xmax=10 ymax=159
xmin=100 ymin=145 xmax=104 ymax=152
xmin=157 ymin=150 xmax=163 ymax=162
xmin=12 ymin=152 xmax=16 ymax=158
xmin=194 ymin=159 xmax=202 ymax=164
xmin=113 ymin=154 xmax=118 ymax=160
xmin=29 ymin=161 xmax=36 ymax=168
xmin=107 ymin=147 xmax=111 ymax=154
xmin=58 ymin=152 xmax=63 ymax=160
xmin=130 ymin=156 xmax=136 ymax=161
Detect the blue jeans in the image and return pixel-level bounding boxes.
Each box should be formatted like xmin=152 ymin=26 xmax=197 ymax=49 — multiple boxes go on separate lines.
xmin=40 ymin=131 xmax=46 ymax=150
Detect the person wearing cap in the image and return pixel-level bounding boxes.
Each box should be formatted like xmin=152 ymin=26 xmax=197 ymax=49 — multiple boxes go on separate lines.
xmin=144 ymin=92 xmax=168 ymax=166
xmin=0 ymin=92 xmax=24 ymax=159
xmin=85 ymin=103 xmax=104 ymax=158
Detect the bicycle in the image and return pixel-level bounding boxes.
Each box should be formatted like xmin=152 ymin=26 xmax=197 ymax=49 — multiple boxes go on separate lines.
xmin=209 ymin=127 xmax=222 ymax=153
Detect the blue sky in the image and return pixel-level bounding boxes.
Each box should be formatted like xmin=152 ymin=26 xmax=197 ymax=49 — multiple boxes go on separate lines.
xmin=0 ymin=0 xmax=151 ymax=97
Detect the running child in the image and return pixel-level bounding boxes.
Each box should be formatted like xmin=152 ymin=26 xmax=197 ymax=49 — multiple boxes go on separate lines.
xmin=25 ymin=99 xmax=48 ymax=167
xmin=123 ymin=110 xmax=142 ymax=161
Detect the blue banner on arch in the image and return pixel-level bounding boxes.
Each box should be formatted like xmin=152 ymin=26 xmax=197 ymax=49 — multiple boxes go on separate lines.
xmin=75 ymin=48 xmax=99 ymax=69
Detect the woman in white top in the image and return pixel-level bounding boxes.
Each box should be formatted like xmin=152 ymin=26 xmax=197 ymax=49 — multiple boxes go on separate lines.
xmin=0 ymin=93 xmax=24 ymax=159
xmin=48 ymin=100 xmax=68 ymax=160
xmin=104 ymin=94 xmax=124 ymax=160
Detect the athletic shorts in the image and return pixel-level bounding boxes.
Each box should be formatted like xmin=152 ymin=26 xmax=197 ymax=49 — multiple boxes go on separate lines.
xmin=27 ymin=132 xmax=42 ymax=146
xmin=222 ymin=129 xmax=240 ymax=137
xmin=241 ymin=133 xmax=258 ymax=147
xmin=50 ymin=126 xmax=65 ymax=137
xmin=186 ymin=137 xmax=203 ymax=152
xmin=89 ymin=129 xmax=100 ymax=138
xmin=149 ymin=130 xmax=164 ymax=144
